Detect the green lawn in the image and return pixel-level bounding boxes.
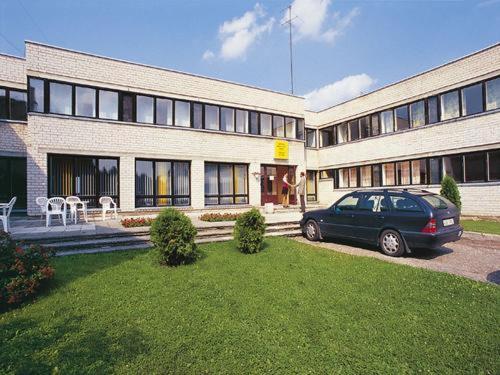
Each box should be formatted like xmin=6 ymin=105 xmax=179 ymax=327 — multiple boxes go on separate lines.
xmin=1 ymin=238 xmax=499 ymax=374
xmin=462 ymin=219 xmax=500 ymax=235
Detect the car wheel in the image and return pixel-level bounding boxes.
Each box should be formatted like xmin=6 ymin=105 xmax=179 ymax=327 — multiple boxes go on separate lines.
xmin=304 ymin=220 xmax=321 ymax=241
xmin=379 ymin=229 xmax=405 ymax=257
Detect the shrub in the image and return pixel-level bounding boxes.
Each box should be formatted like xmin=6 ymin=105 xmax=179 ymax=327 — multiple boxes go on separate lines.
xmin=121 ymin=217 xmax=154 ymax=228
xmin=150 ymin=208 xmax=199 ymax=266
xmin=234 ymin=208 xmax=266 ymax=254
xmin=440 ymin=175 xmax=462 ymax=210
xmin=199 ymin=212 xmax=242 ymax=222
xmin=0 ymin=231 xmax=55 ymax=308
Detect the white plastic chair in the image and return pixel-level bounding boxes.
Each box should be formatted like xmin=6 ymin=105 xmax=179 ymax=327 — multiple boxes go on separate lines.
xmin=36 ymin=197 xmax=48 ymax=219
xmin=46 ymin=197 xmax=67 ymax=227
xmin=0 ymin=197 xmax=17 ymax=233
xmin=66 ymin=196 xmax=88 ymax=224
xmin=99 ymin=196 xmax=117 ymax=221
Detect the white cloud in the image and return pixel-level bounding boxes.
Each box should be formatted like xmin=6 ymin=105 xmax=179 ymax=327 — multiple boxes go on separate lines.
xmin=283 ymin=0 xmax=360 ymax=43
xmin=304 ymin=74 xmax=375 ymax=111
xmin=202 ymin=50 xmax=215 ymax=61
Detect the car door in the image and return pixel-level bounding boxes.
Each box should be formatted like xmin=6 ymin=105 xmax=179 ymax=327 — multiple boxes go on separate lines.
xmin=354 ymin=193 xmax=388 ymax=243
xmin=322 ymin=193 xmax=360 ymax=238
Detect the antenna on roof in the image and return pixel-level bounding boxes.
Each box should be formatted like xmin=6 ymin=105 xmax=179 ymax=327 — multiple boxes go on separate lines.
xmin=281 ymin=4 xmax=297 ymax=94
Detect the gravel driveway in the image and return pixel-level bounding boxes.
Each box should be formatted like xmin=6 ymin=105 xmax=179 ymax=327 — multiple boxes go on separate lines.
xmin=295 ymin=232 xmax=500 ymax=284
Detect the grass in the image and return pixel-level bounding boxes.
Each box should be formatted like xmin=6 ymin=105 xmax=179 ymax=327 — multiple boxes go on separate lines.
xmin=1 ymin=237 xmax=499 ymax=374
xmin=462 ymin=219 xmax=500 ymax=235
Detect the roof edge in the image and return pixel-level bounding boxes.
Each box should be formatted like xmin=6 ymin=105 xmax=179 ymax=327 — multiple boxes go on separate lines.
xmin=0 ymin=52 xmax=25 ymax=60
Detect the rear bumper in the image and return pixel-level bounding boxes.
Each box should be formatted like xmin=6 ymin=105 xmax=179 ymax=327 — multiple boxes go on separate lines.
xmin=403 ymin=226 xmax=463 ymax=249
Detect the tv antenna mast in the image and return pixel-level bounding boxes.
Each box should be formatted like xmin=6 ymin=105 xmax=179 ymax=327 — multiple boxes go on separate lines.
xmin=281 ymin=4 xmax=297 ymax=94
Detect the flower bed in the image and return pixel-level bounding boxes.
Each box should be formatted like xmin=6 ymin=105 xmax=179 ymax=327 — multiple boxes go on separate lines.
xmin=121 ymin=217 xmax=154 ymax=228
xmin=199 ymin=212 xmax=243 ymax=222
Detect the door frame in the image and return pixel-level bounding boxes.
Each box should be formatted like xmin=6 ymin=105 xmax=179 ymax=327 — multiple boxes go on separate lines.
xmin=260 ymin=164 xmax=297 ymax=206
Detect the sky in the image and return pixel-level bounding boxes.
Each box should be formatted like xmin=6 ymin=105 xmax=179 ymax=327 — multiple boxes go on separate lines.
xmin=0 ymin=0 xmax=499 ymax=111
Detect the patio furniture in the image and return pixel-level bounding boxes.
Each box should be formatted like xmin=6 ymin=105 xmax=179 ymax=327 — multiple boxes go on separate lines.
xmin=66 ymin=196 xmax=88 ymax=224
xmin=46 ymin=197 xmax=67 ymax=227
xmin=0 ymin=197 xmax=17 ymax=233
xmin=36 ymin=197 xmax=48 ymax=219
xmin=99 ymin=196 xmax=118 ymax=221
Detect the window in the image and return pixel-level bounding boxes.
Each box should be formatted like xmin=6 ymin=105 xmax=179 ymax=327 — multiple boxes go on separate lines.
xmin=74 ymin=86 xmax=95 ymax=117
xmin=411 ymin=159 xmax=427 ymax=185
xmin=359 ymin=116 xmax=370 ymax=138
xmin=485 ymin=77 xmax=500 ymax=111
xmin=348 ymin=167 xmax=358 ymax=188
xmin=319 ymin=169 xmax=333 ymax=179
xmin=204 ymin=105 xmax=219 ymax=130
xmin=250 ymin=111 xmax=259 ymax=135
xmin=136 ymin=96 xmax=154 ymax=124
xmin=394 ymin=105 xmax=409 ymax=131
xmin=464 ymin=153 xmax=486 ymax=182
xmin=221 ymin=107 xmax=235 ymax=132
xmin=156 ymin=98 xmax=173 ymax=125
xmin=135 ymin=159 xmax=190 ymax=207
xmin=371 ymin=114 xmax=380 ymax=136
xmin=48 ymin=155 xmax=118 ymax=207
xmin=0 ymin=89 xmax=6 ymax=118
xmin=175 ymin=101 xmax=190 ymax=127
xmin=427 ymin=96 xmax=439 ymax=124
xmin=306 ymin=170 xmax=317 ymax=202
xmin=390 ymin=195 xmax=423 ymax=212
xmin=236 ymin=109 xmax=248 ymax=133
xmin=336 ymin=194 xmax=359 ymax=211
xmin=29 ymin=78 xmax=45 ymax=112
xmin=372 ymin=165 xmax=381 ymax=187
xmin=204 ymin=163 xmax=248 ymax=205
xmin=121 ymin=93 xmax=134 ymax=122
xmin=440 ymin=90 xmax=459 ymax=120
xmin=260 ymin=113 xmax=272 ymax=136
xmin=429 ymin=157 xmax=442 ymax=184
xmin=488 ymin=150 xmax=500 ymax=181
xmin=443 ymin=155 xmax=464 ymax=182
xmin=410 ymin=100 xmax=425 ymax=128
xmin=396 ymin=161 xmax=410 ymax=185
xmin=360 ymin=165 xmax=372 ymax=187
xmin=422 ymin=195 xmax=450 ymax=209
xmin=382 ymin=163 xmax=395 ymax=186
xmin=461 ymin=83 xmax=483 ymax=116
xmin=273 ymin=115 xmax=285 ymax=137
xmin=297 ymin=119 xmax=305 ymax=140
xmin=337 ymin=123 xmax=348 ymax=143
xmin=306 ymin=128 xmax=317 ymax=147
xmin=0 ymin=156 xmax=27 ymax=210
xmin=9 ymin=90 xmax=27 ymax=121
xmin=380 ymin=110 xmax=394 ymax=133
xmin=192 ymin=103 xmax=203 ymax=129
xmin=320 ymin=126 xmax=334 ymax=147
xmin=99 ymin=90 xmax=118 ymax=120
xmin=50 ymin=82 xmax=72 ymax=115
xmin=359 ymin=194 xmax=384 ymax=212
xmin=348 ymin=119 xmax=359 ymax=141
xmin=337 ymin=168 xmax=349 ymax=188
xmin=285 ymin=117 xmax=296 ymax=139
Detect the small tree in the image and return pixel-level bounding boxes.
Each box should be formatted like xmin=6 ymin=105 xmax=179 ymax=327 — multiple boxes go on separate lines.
xmin=440 ymin=175 xmax=461 ymax=210
xmin=150 ymin=208 xmax=198 ymax=266
xmin=234 ymin=209 xmax=266 ymax=254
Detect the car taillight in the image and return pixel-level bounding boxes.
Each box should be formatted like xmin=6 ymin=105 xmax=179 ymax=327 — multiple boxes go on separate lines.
xmin=422 ymin=218 xmax=437 ymax=234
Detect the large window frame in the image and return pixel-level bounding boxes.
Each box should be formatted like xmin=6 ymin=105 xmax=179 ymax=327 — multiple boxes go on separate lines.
xmin=204 ymin=162 xmax=249 ymax=206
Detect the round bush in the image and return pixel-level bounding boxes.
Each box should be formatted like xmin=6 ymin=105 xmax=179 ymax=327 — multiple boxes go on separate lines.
xmin=234 ymin=208 xmax=266 ymax=254
xmin=150 ymin=208 xmax=198 ymax=266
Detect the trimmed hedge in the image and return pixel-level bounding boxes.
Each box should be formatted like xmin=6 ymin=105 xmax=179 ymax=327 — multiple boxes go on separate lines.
xmin=234 ymin=208 xmax=266 ymax=254
xmin=199 ymin=212 xmax=242 ymax=222
xmin=121 ymin=217 xmax=154 ymax=228
xmin=441 ymin=175 xmax=461 ymax=210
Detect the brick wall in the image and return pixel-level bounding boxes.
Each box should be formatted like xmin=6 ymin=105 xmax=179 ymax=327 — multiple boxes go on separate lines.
xmin=0 ymin=122 xmax=28 ymax=156
xmin=0 ymin=54 xmax=26 ymax=88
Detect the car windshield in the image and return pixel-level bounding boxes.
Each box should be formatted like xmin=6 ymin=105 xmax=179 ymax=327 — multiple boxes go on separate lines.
xmin=421 ymin=194 xmax=452 ymax=209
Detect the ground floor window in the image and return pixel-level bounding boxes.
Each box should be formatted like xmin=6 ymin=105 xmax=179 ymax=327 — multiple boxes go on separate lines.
xmin=0 ymin=156 xmax=26 ymax=210
xmin=135 ymin=159 xmax=190 ymax=207
xmin=205 ymin=163 xmax=248 ymax=205
xmin=48 ymin=155 xmax=119 ymax=207
xmin=306 ymin=170 xmax=317 ymax=202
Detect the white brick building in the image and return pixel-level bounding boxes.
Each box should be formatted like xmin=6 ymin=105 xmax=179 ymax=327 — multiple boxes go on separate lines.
xmin=0 ymin=41 xmax=499 ymax=216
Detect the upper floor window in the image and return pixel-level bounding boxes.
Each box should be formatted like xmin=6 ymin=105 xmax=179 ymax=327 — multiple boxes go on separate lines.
xmin=371 ymin=114 xmax=380 ymax=136
xmin=236 ymin=109 xmax=248 ymax=133
xmin=285 ymin=117 xmax=296 ymax=139
xmin=348 ymin=119 xmax=359 ymax=141
xmin=380 ymin=110 xmax=394 ymax=133
xmin=461 ymin=83 xmax=483 ymax=116
xmin=249 ymin=111 xmax=259 ymax=135
xmin=306 ymin=128 xmax=316 ymax=148
xmin=485 ymin=77 xmax=500 ymax=111
xmin=297 ymin=119 xmax=305 ymax=140
xmin=221 ymin=107 xmax=235 ymax=132
xmin=136 ymin=95 xmax=154 ymax=124
xmin=337 ymin=123 xmax=348 ymax=143
xmin=273 ymin=115 xmax=285 ymax=137
xmin=29 ymin=78 xmax=45 ymax=113
xmin=410 ymin=100 xmax=425 ymax=127
xmin=175 ymin=100 xmax=190 ymax=127
xmin=156 ymin=98 xmax=173 ymax=126
xmin=75 ymin=86 xmax=96 ymax=118
xmin=0 ymin=89 xmax=6 ymax=118
xmin=320 ymin=126 xmax=334 ymax=147
xmin=260 ymin=113 xmax=272 ymax=136
xmin=359 ymin=116 xmax=370 ymax=138
xmin=122 ymin=93 xmax=134 ymax=122
xmin=9 ymin=90 xmax=27 ymax=121
xmin=99 ymin=90 xmax=118 ymax=120
xmin=427 ymin=96 xmax=439 ymax=124
xmin=440 ymin=90 xmax=459 ymax=120
xmin=50 ymin=82 xmax=72 ymax=115
xmin=205 ymin=105 xmax=219 ymax=130
xmin=192 ymin=103 xmax=203 ymax=129
xmin=394 ymin=105 xmax=409 ymax=131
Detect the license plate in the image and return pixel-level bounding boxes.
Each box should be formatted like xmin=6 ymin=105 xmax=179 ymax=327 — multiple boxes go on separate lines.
xmin=443 ymin=218 xmax=454 ymax=226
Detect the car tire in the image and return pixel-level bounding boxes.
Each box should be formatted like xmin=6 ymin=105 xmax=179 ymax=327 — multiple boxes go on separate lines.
xmin=379 ymin=229 xmax=405 ymax=257
xmin=304 ymin=220 xmax=321 ymax=241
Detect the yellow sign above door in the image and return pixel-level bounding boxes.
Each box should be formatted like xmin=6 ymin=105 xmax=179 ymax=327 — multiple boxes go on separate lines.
xmin=274 ymin=140 xmax=289 ymax=160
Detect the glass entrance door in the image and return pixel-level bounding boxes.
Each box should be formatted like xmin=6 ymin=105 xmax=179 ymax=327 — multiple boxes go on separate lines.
xmin=261 ymin=165 xmax=296 ymax=205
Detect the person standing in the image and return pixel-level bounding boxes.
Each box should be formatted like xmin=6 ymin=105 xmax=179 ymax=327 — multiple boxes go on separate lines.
xmin=296 ymin=171 xmax=307 ymax=213
xmin=281 ymin=173 xmax=290 ymax=208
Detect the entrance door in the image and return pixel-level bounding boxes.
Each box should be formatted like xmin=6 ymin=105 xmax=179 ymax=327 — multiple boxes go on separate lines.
xmin=261 ymin=165 xmax=296 ymax=205
xmin=0 ymin=156 xmax=27 ymax=212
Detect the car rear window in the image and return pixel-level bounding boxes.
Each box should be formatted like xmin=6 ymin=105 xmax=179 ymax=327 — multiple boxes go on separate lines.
xmin=421 ymin=195 xmax=451 ymax=209
xmin=389 ymin=195 xmax=423 ymax=212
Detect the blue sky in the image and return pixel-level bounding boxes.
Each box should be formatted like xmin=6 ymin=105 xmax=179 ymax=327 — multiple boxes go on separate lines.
xmin=0 ymin=0 xmax=498 ymax=111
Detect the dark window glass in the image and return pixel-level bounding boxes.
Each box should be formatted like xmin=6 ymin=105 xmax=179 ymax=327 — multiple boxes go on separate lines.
xmin=273 ymin=115 xmax=285 ymax=137
xmin=296 ymin=119 xmax=305 ymax=140
xmin=394 ymin=105 xmax=409 ymax=131
xmin=99 ymin=90 xmax=118 ymax=120
xmin=204 ymin=163 xmax=248 ymax=205
xmin=359 ymin=194 xmax=384 ymax=212
xmin=348 ymin=119 xmax=359 ymax=141
xmin=443 ymin=155 xmax=464 ymax=182
xmin=29 ymin=78 xmax=45 ymax=112
xmin=250 ymin=111 xmax=259 ymax=135
xmin=371 ymin=114 xmax=380 ymax=136
xmin=122 ymin=93 xmax=134 ymax=122
xmin=422 ymin=195 xmax=450 ymax=209
xmin=440 ymin=90 xmax=459 ymax=120
xmin=306 ymin=128 xmax=316 ymax=147
xmin=192 ymin=103 xmax=203 ymax=129
xmin=174 ymin=101 xmax=190 ymax=127
xmin=359 ymin=116 xmax=370 ymax=138
xmin=319 ymin=170 xmax=333 ymax=179
xmin=136 ymin=96 xmax=154 ymax=123
xmin=221 ymin=107 xmax=235 ymax=132
xmin=488 ymin=150 xmax=500 ymax=181
xmin=390 ymin=195 xmax=423 ymax=212
xmin=429 ymin=157 xmax=442 ymax=184
xmin=0 ymin=89 xmax=6 ymax=118
xmin=205 ymin=105 xmax=219 ymax=130
xmin=485 ymin=77 xmax=500 ymax=111
xmin=98 ymin=159 xmax=118 ymax=198
xmin=337 ymin=123 xmax=348 ymax=143
xmin=9 ymin=90 xmax=27 ymax=120
xmin=75 ymin=86 xmax=96 ymax=117
xmin=320 ymin=126 xmax=334 ymax=147
xmin=427 ymin=96 xmax=439 ymax=124
xmin=381 ymin=110 xmax=394 ymax=133
xmin=0 ymin=156 xmax=27 ymax=210
xmin=50 ymin=82 xmax=72 ymax=115
xmin=396 ymin=161 xmax=411 ymax=185
xmin=461 ymin=83 xmax=483 ymax=116
xmin=411 ymin=159 xmax=427 ymax=185
xmin=236 ymin=109 xmax=248 ymax=133
xmin=285 ymin=117 xmax=296 ymax=138
xmin=156 ymin=98 xmax=172 ymax=125
xmin=410 ymin=100 xmax=425 ymax=128
xmin=372 ymin=165 xmax=381 ymax=187
xmin=464 ymin=153 xmax=486 ymax=182
xmin=173 ymin=162 xmax=191 ymax=205
xmin=260 ymin=113 xmax=272 ymax=136
xmin=135 ymin=160 xmax=154 ymax=207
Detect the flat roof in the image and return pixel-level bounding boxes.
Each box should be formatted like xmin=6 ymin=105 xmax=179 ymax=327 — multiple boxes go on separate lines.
xmin=0 ymin=52 xmax=25 ymax=60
